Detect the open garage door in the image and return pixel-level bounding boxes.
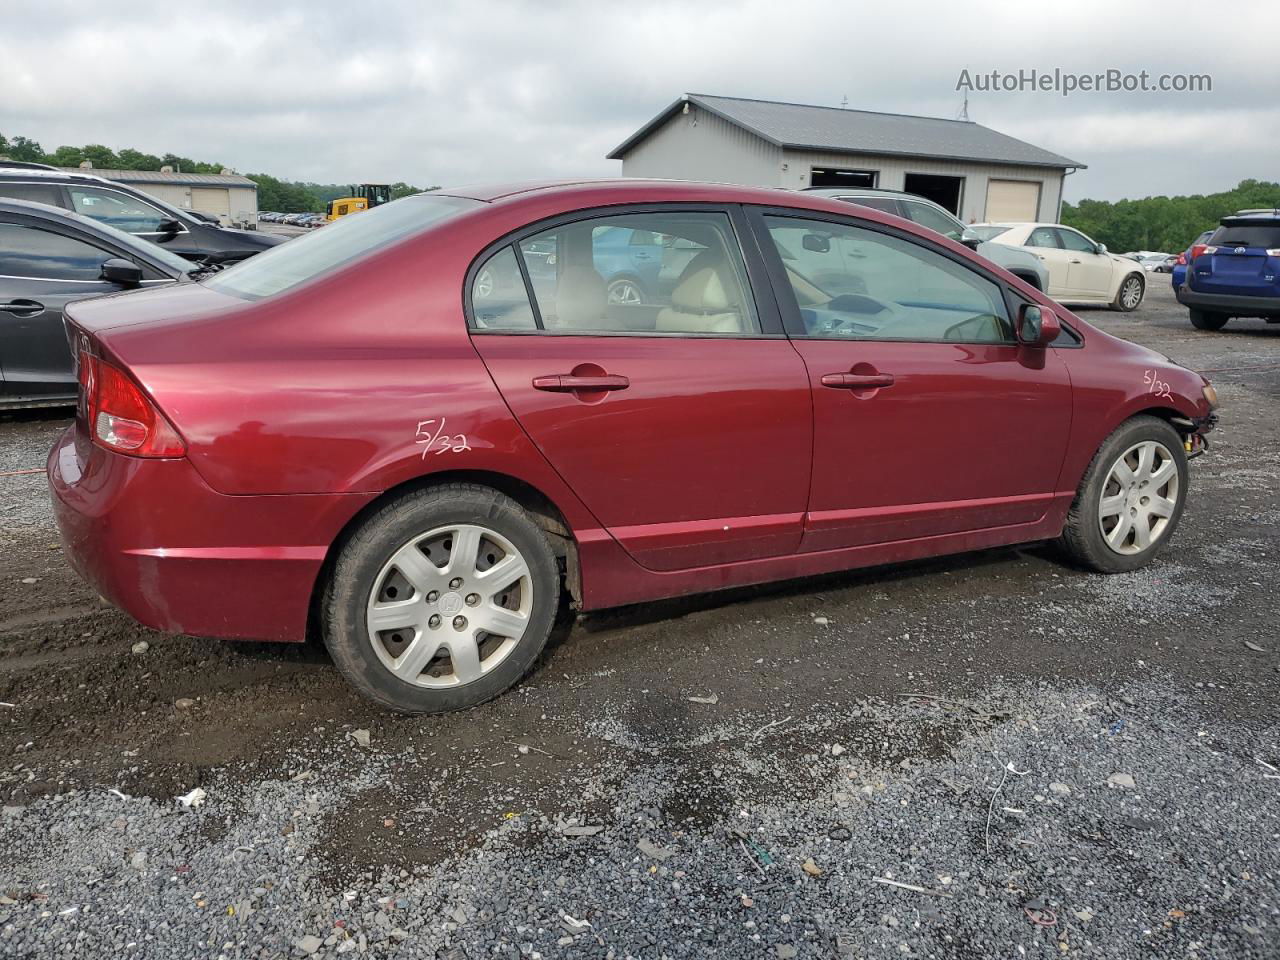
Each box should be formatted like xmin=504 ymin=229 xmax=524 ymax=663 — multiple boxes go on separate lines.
xmin=985 ymin=180 xmax=1041 ymax=222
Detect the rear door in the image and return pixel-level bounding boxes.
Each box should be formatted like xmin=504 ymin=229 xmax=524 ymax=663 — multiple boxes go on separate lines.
xmin=1023 ymin=226 xmax=1070 ymax=298
xmin=749 ymin=208 xmax=1072 ymax=552
xmin=1194 ymin=222 xmax=1280 ymax=297
xmin=468 ymin=206 xmax=814 ymax=572
xmin=1057 ymin=228 xmax=1114 ymax=298
xmin=0 ymin=217 xmax=121 ymax=400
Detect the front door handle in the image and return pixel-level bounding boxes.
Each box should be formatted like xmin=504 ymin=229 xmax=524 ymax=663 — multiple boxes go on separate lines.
xmin=1069 ymin=259 xmax=1082 ymax=264
xmin=532 ymin=374 xmax=630 ymax=392
xmin=0 ymin=299 xmax=45 ymax=317
xmin=821 ymin=372 xmax=895 ymax=390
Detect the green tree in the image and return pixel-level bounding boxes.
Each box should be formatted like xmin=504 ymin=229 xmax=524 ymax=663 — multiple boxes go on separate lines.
xmin=116 ymin=148 xmax=164 ymax=170
xmin=0 ymin=135 xmax=45 ymax=163
xmin=1063 ymin=180 xmax=1280 ymax=252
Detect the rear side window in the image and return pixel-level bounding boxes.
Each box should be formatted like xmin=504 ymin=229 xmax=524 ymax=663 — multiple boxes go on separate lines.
xmin=1026 ymin=227 xmax=1059 ymax=248
xmin=471 ymin=211 xmax=759 ymax=336
xmin=0 ymin=182 xmax=64 ymax=207
xmin=1211 ymin=224 xmax=1280 ymax=248
xmin=206 ymin=194 xmax=480 ymax=300
xmin=0 ymin=222 xmax=111 ymax=281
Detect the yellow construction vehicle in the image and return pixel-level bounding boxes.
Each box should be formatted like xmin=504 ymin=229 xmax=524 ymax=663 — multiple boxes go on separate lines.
xmin=325 ymin=184 xmax=393 ymax=222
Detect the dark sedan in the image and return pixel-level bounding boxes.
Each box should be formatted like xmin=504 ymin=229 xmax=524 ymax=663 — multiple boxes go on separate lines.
xmin=0 ymin=198 xmax=198 ymax=408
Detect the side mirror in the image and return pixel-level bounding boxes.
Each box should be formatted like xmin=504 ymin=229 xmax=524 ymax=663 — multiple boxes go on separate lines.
xmin=1095 ymin=242 xmax=1108 ymax=255
xmin=155 ymin=218 xmax=182 ymax=236
xmin=1017 ymin=303 xmax=1061 ymax=346
xmin=959 ymin=228 xmax=983 ymax=251
xmin=100 ymin=257 xmax=143 ymax=288
xmin=802 ymin=233 xmax=832 ymax=254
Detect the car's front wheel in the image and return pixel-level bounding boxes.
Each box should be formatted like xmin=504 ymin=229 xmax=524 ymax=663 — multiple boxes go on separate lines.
xmin=1113 ymin=273 xmax=1145 ymax=311
xmin=1189 ymin=308 xmax=1229 ymax=331
xmin=323 ymin=484 xmax=561 ymax=713
xmin=1059 ymin=416 xmax=1188 ymax=573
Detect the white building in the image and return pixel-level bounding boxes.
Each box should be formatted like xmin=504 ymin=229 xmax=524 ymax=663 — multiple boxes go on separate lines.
xmin=58 ymin=165 xmax=259 ymax=227
xmin=609 ymin=94 xmax=1085 ymax=223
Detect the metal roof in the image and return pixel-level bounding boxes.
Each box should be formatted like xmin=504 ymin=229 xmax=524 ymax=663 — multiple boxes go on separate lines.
xmin=54 ymin=166 xmax=256 ymax=187
xmin=609 ymin=94 xmax=1085 ymax=170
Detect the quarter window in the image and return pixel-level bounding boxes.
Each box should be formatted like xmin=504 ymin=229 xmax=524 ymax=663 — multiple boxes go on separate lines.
xmin=0 ymin=222 xmax=112 ymax=281
xmin=764 ymin=216 xmax=1011 ymax=343
xmin=472 ymin=212 xmax=759 ymax=335
xmin=67 ymin=186 xmax=171 ymax=234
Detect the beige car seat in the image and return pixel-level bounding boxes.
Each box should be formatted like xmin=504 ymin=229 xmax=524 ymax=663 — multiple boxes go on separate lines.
xmin=655 ymin=252 xmax=746 ymax=333
xmin=546 ymin=265 xmax=608 ymax=330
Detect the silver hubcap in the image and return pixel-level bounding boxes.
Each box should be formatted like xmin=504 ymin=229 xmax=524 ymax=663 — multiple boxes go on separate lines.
xmin=1121 ymin=277 xmax=1142 ymax=309
xmin=365 ymin=524 xmax=533 ymax=687
xmin=607 ymin=280 xmax=642 ymax=305
xmin=1097 ymin=440 xmax=1179 ymax=555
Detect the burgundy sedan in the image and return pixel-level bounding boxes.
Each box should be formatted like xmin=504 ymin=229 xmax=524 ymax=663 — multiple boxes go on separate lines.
xmin=49 ymin=181 xmax=1218 ymax=713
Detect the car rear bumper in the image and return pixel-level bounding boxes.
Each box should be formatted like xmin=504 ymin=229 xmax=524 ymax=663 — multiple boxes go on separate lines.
xmin=1176 ymin=288 xmax=1280 ymax=317
xmin=47 ymin=426 xmax=373 ymax=642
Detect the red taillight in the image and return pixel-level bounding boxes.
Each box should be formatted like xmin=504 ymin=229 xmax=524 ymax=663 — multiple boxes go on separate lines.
xmin=1175 ymin=253 xmax=1186 ymax=266
xmin=1190 ymin=244 xmax=1210 ymax=260
xmin=78 ymin=352 xmax=186 ymax=457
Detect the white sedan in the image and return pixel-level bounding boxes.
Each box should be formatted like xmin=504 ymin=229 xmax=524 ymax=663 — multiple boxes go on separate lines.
xmin=975 ymin=222 xmax=1147 ymax=311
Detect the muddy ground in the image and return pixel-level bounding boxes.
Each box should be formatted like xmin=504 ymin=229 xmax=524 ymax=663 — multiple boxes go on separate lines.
xmin=1 ymin=279 xmax=1277 ymax=958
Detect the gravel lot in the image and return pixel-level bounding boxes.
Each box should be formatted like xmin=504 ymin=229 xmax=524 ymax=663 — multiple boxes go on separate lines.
xmin=1 ymin=280 xmax=1278 ymax=959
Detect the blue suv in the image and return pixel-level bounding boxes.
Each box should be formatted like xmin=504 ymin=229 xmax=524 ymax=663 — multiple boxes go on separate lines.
xmin=1177 ymin=211 xmax=1280 ymax=331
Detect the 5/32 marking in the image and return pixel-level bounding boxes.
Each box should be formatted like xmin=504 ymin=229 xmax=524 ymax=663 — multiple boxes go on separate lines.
xmin=416 ymin=418 xmax=471 ymax=459
xmin=1143 ymin=369 xmax=1173 ymax=400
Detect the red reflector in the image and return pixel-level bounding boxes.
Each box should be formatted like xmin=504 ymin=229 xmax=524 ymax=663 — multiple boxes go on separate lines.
xmin=79 ymin=353 xmax=185 ymax=458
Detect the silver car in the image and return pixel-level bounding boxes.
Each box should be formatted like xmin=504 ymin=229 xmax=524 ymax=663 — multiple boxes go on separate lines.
xmin=803 ymin=187 xmax=1050 ymax=293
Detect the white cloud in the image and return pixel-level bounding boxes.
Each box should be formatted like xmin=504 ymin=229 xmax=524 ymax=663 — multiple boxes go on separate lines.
xmin=0 ymin=0 xmax=1270 ymax=200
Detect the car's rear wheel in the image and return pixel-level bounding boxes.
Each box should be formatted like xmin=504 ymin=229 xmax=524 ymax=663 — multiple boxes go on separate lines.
xmin=1113 ymin=273 xmax=1145 ymax=311
xmin=323 ymin=484 xmax=560 ymax=713
xmin=1189 ymin=308 xmax=1229 ymax=331
xmin=1059 ymin=416 xmax=1188 ymax=573
xmin=607 ymin=277 xmax=645 ymax=305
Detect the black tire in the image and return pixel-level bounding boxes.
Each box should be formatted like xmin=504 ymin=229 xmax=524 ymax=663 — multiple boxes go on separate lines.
xmin=1112 ymin=273 xmax=1145 ymax=312
xmin=322 ymin=483 xmax=561 ymax=714
xmin=1058 ymin=416 xmax=1189 ymax=574
xmin=1189 ymin=308 xmax=1229 ymax=331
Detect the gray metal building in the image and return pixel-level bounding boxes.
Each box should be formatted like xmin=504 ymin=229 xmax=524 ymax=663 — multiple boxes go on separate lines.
xmin=609 ymin=94 xmax=1085 ymax=223
xmin=57 ymin=165 xmax=259 ymax=227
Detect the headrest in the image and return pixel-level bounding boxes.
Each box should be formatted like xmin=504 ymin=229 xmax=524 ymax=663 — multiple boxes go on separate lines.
xmin=552 ymin=266 xmax=606 ymax=329
xmin=671 ymin=252 xmax=738 ymax=313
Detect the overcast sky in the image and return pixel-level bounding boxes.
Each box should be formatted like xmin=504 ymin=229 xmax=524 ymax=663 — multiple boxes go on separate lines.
xmin=2 ymin=0 xmax=1274 ymax=202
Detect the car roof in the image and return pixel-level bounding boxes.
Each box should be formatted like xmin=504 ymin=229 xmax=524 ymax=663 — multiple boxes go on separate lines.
xmin=1221 ymin=211 xmax=1280 ymax=225
xmin=0 ymin=166 xmax=114 ymax=185
xmin=803 ymin=186 xmax=922 ymax=201
xmin=432 ymin=178 xmax=874 ymax=211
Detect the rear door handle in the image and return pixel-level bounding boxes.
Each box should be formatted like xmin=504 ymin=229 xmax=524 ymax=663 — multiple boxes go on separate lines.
xmin=532 ymin=374 xmax=630 ymax=392
xmin=1069 ymin=259 xmax=1082 ymax=264
xmin=0 ymin=299 xmax=45 ymax=317
xmin=821 ymin=372 xmax=895 ymax=389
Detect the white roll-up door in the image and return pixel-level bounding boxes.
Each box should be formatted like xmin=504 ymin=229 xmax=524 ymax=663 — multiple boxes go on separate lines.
xmin=190 ymin=187 xmax=231 ymax=217
xmin=985 ymin=180 xmax=1041 ymax=221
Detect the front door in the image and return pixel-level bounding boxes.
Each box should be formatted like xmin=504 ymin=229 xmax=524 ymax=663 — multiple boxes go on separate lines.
xmin=469 ymin=208 xmax=813 ymax=572
xmin=1057 ymin=228 xmax=1114 ymax=298
xmin=752 ymin=210 xmax=1072 ymax=552
xmin=0 ymin=219 xmax=121 ymax=400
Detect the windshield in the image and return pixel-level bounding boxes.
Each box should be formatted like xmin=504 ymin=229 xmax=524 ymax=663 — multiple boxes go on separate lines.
xmin=969 ymin=225 xmax=1011 ymax=241
xmin=1211 ymin=223 xmax=1280 ymax=248
xmin=204 ymin=194 xmax=480 ymax=300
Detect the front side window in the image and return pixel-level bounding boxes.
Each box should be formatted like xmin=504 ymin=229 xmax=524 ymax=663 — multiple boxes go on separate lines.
xmin=206 ymin=194 xmax=479 ymax=300
xmin=67 ymin=186 xmax=170 ymax=234
xmin=764 ymin=216 xmax=1010 ymax=343
xmin=900 ymin=201 xmax=965 ymax=241
xmin=1056 ymin=229 xmax=1097 ymax=253
xmin=473 ymin=211 xmax=759 ymax=335
xmin=0 ymin=222 xmax=112 ymax=281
